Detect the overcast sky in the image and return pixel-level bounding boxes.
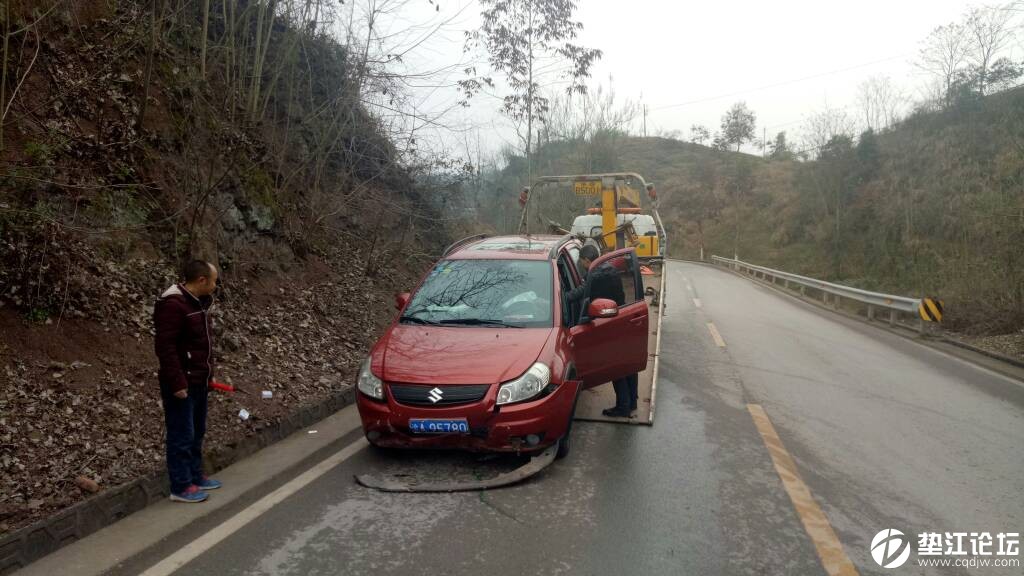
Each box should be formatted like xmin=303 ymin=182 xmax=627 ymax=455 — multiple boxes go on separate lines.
xmin=365 ymin=0 xmax=1020 ymax=157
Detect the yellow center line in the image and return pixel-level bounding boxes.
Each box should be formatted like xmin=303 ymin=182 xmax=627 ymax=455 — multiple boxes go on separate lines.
xmin=747 ymin=404 xmax=860 ymax=576
xmin=706 ymin=322 xmax=726 ymax=347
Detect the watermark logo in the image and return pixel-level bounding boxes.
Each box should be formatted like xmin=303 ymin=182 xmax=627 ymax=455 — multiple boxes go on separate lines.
xmin=872 ymin=529 xmax=912 ymax=568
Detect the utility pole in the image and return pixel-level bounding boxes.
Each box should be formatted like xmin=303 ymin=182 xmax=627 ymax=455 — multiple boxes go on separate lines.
xmin=643 ymin=104 xmax=648 ymax=137
xmin=762 ymin=127 xmax=766 ymax=158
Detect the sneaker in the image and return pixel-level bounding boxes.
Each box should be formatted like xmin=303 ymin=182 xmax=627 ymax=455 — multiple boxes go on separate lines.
xmin=170 ymin=485 xmax=208 ymax=503
xmin=196 ymin=476 xmax=222 ymax=490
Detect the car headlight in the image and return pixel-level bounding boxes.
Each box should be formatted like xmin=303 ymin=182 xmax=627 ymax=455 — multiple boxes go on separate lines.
xmin=357 ymin=357 xmax=384 ymax=400
xmin=496 ymin=363 xmax=550 ymax=405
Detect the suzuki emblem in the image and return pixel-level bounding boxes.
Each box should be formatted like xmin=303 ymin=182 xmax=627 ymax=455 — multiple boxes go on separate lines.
xmin=428 ymin=387 xmax=443 ymax=403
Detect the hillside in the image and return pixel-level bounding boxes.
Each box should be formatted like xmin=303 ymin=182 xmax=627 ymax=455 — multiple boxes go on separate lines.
xmin=483 ymin=88 xmax=1024 ymax=343
xmin=0 ymin=0 xmax=461 ymax=535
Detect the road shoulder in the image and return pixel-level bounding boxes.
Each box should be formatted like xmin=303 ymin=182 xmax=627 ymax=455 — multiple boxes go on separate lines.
xmin=14 ymin=408 xmax=364 ymax=576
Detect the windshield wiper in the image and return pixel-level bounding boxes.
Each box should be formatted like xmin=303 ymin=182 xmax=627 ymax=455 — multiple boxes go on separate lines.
xmin=399 ymin=314 xmax=440 ymax=325
xmin=438 ymin=318 xmax=524 ymax=328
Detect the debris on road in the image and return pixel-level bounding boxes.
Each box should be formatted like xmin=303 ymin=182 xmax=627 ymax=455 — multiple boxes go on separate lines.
xmin=355 ymin=447 xmax=557 ymax=493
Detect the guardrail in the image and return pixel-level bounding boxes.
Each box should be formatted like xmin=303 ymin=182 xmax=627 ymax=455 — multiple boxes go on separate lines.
xmin=710 ymin=255 xmax=931 ymax=334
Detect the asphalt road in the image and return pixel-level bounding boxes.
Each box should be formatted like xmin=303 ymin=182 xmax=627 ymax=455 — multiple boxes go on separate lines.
xmin=114 ymin=261 xmax=1024 ymax=576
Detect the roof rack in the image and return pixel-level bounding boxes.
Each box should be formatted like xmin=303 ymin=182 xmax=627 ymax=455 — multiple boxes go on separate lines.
xmin=442 ymin=233 xmax=489 ymax=257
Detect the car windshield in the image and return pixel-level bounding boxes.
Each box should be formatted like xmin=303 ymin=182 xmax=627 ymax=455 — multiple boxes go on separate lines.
xmin=401 ymin=259 xmax=553 ymax=328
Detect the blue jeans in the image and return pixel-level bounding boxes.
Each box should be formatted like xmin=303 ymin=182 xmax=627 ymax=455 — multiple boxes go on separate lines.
xmin=161 ymin=383 xmax=208 ymax=493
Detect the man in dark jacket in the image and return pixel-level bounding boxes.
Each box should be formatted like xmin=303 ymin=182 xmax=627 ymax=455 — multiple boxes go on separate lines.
xmin=567 ymin=245 xmax=636 ymax=418
xmin=154 ymin=260 xmax=222 ymax=503
xmin=567 ymin=244 xmax=625 ymax=306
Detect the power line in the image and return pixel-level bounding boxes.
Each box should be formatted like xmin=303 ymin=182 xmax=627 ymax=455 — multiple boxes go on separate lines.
xmin=650 ymin=54 xmax=909 ymax=112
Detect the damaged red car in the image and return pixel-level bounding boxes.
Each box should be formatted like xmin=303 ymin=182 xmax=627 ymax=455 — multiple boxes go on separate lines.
xmin=355 ymin=235 xmax=648 ymax=458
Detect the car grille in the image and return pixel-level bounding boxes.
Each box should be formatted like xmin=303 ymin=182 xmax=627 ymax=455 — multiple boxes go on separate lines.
xmin=388 ymin=383 xmax=490 ymax=406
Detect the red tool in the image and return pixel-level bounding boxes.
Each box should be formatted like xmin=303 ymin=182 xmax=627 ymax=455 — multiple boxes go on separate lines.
xmin=210 ymin=380 xmax=249 ymax=394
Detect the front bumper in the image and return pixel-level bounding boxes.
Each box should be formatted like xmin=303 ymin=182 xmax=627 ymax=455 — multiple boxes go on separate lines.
xmin=356 ymin=379 xmax=577 ymax=453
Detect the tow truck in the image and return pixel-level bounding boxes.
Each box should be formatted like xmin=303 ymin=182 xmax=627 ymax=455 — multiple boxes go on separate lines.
xmin=520 ymin=173 xmax=667 ymax=425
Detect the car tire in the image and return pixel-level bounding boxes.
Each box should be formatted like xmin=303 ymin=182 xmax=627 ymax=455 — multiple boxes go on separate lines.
xmin=556 ymin=429 xmax=572 ymax=459
xmin=369 ymin=441 xmax=396 ymax=456
xmin=556 ymin=385 xmax=581 ymax=460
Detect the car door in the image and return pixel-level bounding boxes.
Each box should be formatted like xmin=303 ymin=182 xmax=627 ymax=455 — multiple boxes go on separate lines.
xmin=568 ymin=248 xmax=649 ymax=388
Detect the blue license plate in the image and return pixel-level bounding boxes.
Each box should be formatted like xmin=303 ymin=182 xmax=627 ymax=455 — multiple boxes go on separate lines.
xmin=409 ymin=418 xmax=470 ymax=434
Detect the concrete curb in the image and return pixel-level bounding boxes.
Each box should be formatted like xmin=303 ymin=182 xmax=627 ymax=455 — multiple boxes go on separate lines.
xmin=0 ymin=386 xmax=356 ymax=574
xmin=940 ymin=337 xmax=1024 ymax=370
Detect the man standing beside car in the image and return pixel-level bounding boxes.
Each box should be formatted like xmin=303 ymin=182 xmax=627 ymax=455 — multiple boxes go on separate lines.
xmin=567 ymin=244 xmax=637 ymax=417
xmin=153 ymin=259 xmax=223 ymax=503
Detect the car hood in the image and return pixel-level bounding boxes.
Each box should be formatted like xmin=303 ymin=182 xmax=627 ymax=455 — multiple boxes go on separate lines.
xmin=380 ymin=325 xmax=555 ymax=385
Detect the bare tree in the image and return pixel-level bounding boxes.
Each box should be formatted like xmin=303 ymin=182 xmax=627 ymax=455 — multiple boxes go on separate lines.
xmin=462 ymin=0 xmax=602 ymax=195
xmin=856 ymin=75 xmax=906 ymax=131
xmin=964 ymin=4 xmax=1018 ymax=95
xmin=917 ymin=22 xmax=969 ymax=104
xmin=689 ymin=124 xmax=711 ymax=145
xmin=799 ymin=104 xmax=856 ymax=157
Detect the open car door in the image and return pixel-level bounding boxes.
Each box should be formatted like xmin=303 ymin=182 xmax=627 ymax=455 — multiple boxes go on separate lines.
xmin=569 ymin=247 xmax=649 ymax=388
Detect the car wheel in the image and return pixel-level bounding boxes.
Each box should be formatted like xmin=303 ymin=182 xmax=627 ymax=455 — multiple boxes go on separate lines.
xmin=556 ymin=429 xmax=572 ymax=459
xmin=369 ymin=441 xmax=396 ymax=456
xmin=556 ymin=386 xmax=581 ymax=460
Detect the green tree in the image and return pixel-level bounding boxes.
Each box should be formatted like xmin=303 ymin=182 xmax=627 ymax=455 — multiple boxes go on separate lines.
xmin=720 ymin=101 xmax=757 ymax=152
xmin=769 ymin=131 xmax=794 ymax=160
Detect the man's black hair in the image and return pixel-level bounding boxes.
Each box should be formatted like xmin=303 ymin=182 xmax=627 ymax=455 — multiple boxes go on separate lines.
xmin=580 ymin=244 xmax=600 ymax=262
xmin=183 ymin=260 xmax=213 ymax=283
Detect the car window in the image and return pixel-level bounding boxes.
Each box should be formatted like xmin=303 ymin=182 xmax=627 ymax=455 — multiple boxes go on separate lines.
xmin=556 ymin=252 xmax=580 ymax=326
xmin=402 ymin=259 xmax=553 ymax=328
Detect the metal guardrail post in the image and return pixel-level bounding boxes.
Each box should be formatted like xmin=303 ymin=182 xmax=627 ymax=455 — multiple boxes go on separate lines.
xmin=867 ymin=305 xmax=875 ymax=321
xmin=889 ymin=310 xmax=897 ymax=326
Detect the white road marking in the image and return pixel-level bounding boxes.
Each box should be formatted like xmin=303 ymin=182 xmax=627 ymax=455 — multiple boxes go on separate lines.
xmin=693 ymin=298 xmax=702 ymax=309
xmin=706 ymin=322 xmax=726 ymax=347
xmin=139 ymin=437 xmax=369 ymax=576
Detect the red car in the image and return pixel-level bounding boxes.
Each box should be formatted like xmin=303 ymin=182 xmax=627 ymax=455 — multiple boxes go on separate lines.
xmin=355 ymin=235 xmax=649 ymax=458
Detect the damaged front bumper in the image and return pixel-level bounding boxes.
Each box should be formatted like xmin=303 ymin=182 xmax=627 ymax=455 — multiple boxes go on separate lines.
xmin=355 ymin=379 xmax=577 ymax=454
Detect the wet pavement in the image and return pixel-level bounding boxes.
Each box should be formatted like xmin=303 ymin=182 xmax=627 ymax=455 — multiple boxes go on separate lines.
xmin=109 ymin=261 xmax=1023 ymax=576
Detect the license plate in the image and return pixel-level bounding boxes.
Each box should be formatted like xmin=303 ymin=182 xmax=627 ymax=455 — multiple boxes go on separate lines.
xmin=409 ymin=418 xmax=470 ymax=434
xmin=573 ymin=181 xmax=601 ymax=196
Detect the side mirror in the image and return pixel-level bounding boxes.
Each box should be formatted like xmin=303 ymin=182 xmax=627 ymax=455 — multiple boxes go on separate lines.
xmin=395 ymin=292 xmax=411 ymax=311
xmin=587 ymin=298 xmax=618 ymax=319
